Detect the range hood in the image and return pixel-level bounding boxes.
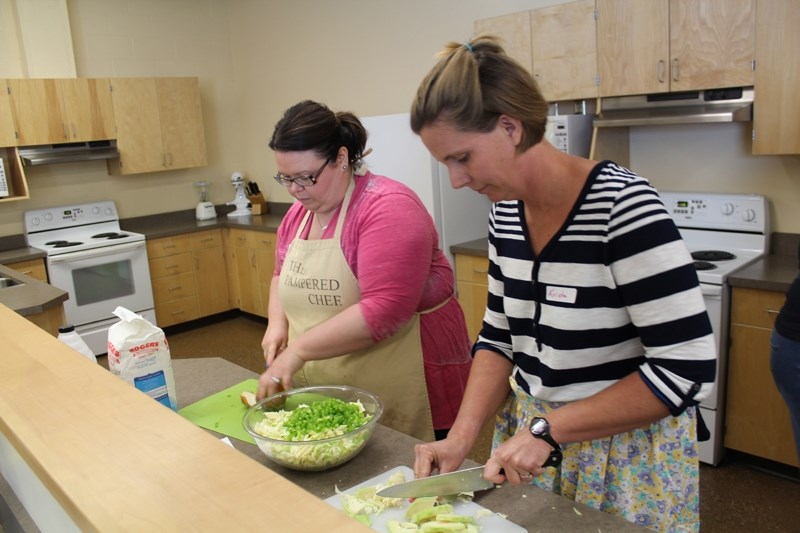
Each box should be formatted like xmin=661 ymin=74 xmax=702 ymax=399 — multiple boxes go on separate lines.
xmin=594 ymin=87 xmax=753 ymax=128
xmin=18 ymin=140 xmax=120 ymax=166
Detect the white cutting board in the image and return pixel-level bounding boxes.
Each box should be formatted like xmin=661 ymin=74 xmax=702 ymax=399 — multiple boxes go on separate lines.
xmin=324 ymin=466 xmax=525 ymax=532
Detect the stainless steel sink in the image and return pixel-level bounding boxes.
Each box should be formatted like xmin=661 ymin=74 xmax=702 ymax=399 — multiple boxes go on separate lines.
xmin=0 ymin=277 xmax=24 ymax=288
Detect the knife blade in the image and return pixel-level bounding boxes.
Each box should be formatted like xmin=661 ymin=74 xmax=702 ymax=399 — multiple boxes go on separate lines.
xmin=376 ymin=466 xmax=494 ymax=498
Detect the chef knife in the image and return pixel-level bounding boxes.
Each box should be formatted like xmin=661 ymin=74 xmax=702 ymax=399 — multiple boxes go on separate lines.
xmin=376 ymin=466 xmax=494 ymax=498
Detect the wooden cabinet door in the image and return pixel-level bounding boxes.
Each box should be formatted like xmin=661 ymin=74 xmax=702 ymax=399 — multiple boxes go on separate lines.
xmin=669 ymin=0 xmax=754 ymax=91
xmin=0 ymin=80 xmax=17 ymax=146
xmin=474 ymin=11 xmax=533 ymax=74
xmin=253 ymin=233 xmax=276 ymax=319
xmin=752 ymin=0 xmax=800 ymax=155
xmin=531 ymin=0 xmax=598 ymax=101
xmin=191 ymin=230 xmax=231 ymax=317
xmin=227 ymin=229 xmax=261 ymax=316
xmin=60 ymin=78 xmax=116 ymax=142
xmin=156 ymin=77 xmax=207 ymax=170
xmin=7 ymin=79 xmax=69 ymax=145
xmin=596 ymin=0 xmax=669 ymax=97
xmin=455 ymin=254 xmax=490 ymax=343
xmin=108 ymin=78 xmax=163 ymax=174
xmin=725 ymin=288 xmax=798 ymax=467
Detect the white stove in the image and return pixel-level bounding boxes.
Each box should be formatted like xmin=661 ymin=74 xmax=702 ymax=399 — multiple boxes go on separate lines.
xmin=23 ymin=201 xmax=155 ymax=356
xmin=24 ymin=201 xmax=146 ymax=254
xmin=660 ymin=191 xmax=769 ymax=465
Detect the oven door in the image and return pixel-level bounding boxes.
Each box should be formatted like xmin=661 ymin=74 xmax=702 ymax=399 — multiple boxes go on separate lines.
xmin=47 ymin=241 xmax=155 ymax=328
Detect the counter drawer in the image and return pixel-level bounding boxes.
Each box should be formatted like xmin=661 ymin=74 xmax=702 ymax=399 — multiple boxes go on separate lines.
xmin=191 ymin=229 xmax=224 ymax=249
xmin=155 ymin=296 xmax=200 ymax=327
xmin=455 ymin=254 xmax=490 ymax=284
xmin=147 ymin=234 xmax=192 ymax=258
xmin=152 ymin=272 xmax=197 ymax=303
xmin=731 ymin=287 xmax=785 ymax=329
xmin=149 ymin=252 xmax=193 ymax=278
xmin=6 ymin=258 xmax=48 ymax=282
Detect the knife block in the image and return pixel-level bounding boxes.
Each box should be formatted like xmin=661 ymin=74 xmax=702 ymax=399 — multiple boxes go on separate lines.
xmin=247 ymin=192 xmax=268 ymax=215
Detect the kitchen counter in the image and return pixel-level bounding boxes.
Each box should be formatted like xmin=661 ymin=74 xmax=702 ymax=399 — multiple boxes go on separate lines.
xmin=119 ymin=204 xmax=290 ymax=239
xmin=0 ymin=263 xmax=67 ymax=316
xmin=0 ymin=304 xmax=368 ymax=533
xmin=728 ymin=253 xmax=798 ymax=293
xmin=0 ymin=309 xmax=642 ymax=532
xmin=450 ymin=237 xmax=488 ymax=258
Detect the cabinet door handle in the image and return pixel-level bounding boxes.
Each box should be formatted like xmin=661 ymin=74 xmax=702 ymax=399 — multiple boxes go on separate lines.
xmin=472 ymin=268 xmax=488 ymax=274
xmin=658 ymin=60 xmax=665 ymax=84
xmin=672 ymin=58 xmax=679 ymax=82
xmin=766 ymin=309 xmax=780 ymax=315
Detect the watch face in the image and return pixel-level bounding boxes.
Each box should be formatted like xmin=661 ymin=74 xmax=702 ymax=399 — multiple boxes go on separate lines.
xmin=531 ymin=418 xmax=548 ymax=435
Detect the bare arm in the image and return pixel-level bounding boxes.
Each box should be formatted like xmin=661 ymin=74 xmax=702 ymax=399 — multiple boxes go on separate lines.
xmin=413 ymin=349 xmax=513 ymax=476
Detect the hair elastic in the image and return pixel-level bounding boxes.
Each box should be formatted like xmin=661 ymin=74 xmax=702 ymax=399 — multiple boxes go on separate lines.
xmin=463 ymin=41 xmax=473 ymax=52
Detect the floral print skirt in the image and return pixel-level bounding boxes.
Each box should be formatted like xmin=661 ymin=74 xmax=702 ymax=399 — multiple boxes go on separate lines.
xmin=493 ymin=378 xmax=700 ymax=532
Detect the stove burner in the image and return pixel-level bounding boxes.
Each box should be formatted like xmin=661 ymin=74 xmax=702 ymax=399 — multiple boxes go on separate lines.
xmin=52 ymin=241 xmax=84 ymax=248
xmin=693 ymin=260 xmax=718 ymax=271
xmin=45 ymin=240 xmax=69 ymax=246
xmin=692 ymin=250 xmax=736 ymax=262
xmin=92 ymin=232 xmax=130 ymax=239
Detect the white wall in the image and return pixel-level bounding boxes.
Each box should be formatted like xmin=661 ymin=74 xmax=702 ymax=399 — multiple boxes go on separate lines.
xmin=0 ymin=0 xmax=559 ymax=237
xmin=629 ymin=123 xmax=800 ymax=234
xmin=0 ymin=0 xmax=798 ymax=236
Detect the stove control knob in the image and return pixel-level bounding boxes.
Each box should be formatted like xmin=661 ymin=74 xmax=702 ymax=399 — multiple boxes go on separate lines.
xmin=43 ymin=213 xmax=52 ymax=221
xmin=29 ymin=217 xmax=40 ymax=227
xmin=721 ymin=202 xmax=735 ymax=216
xmin=742 ymin=208 xmax=756 ymax=222
xmin=92 ymin=206 xmax=100 ymax=214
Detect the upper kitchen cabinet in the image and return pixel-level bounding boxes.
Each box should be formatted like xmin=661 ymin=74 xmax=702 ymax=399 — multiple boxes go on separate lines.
xmin=596 ymin=0 xmax=755 ymax=97
xmin=530 ymin=0 xmax=598 ymax=101
xmin=474 ymin=12 xmax=533 ymax=75
xmin=7 ymin=78 xmax=115 ymax=145
xmin=107 ymin=77 xmax=207 ymax=175
xmin=0 ymin=81 xmax=16 ymax=146
xmin=752 ymin=0 xmax=800 ymax=155
xmin=59 ymin=78 xmax=115 ymax=142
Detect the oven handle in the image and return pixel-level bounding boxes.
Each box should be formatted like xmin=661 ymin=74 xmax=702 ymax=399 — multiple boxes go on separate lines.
xmin=49 ymin=241 xmax=146 ymax=263
xmin=699 ymin=284 xmax=723 ymax=298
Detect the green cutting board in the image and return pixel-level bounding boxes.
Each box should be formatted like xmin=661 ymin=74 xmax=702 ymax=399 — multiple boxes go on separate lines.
xmin=179 ymin=379 xmax=258 ymax=444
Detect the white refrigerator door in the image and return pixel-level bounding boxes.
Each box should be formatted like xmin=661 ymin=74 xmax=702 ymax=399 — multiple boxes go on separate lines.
xmin=360 ymin=113 xmax=489 ymax=265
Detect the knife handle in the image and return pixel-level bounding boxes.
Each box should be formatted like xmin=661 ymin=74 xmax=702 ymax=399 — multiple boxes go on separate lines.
xmin=541 ymin=448 xmax=563 ymax=468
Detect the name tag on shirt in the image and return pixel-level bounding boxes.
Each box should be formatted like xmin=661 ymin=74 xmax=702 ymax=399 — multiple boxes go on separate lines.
xmin=545 ymin=285 xmax=577 ymax=304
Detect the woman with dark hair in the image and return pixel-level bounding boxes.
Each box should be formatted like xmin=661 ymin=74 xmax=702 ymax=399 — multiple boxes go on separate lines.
xmin=408 ymin=35 xmax=716 ymax=531
xmin=256 ymin=100 xmax=472 ymax=441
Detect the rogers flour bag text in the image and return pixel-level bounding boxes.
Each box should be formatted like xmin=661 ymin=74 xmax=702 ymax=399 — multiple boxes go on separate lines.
xmin=108 ymin=306 xmax=178 ymax=410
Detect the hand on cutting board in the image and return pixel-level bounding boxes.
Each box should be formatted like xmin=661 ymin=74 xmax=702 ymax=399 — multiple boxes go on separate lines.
xmin=484 ymin=429 xmax=551 ymax=484
xmin=256 ymin=348 xmax=305 ymax=400
xmin=412 ymin=435 xmax=472 ymax=479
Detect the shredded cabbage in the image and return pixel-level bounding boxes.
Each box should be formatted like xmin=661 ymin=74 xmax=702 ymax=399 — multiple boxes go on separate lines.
xmin=251 ymin=398 xmax=372 ymax=469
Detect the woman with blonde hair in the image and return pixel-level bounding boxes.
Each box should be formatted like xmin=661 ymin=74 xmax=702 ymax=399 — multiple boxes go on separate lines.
xmin=409 ymin=35 xmax=715 ymax=532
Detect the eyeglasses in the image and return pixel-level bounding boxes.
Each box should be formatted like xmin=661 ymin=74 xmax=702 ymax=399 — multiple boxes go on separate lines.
xmin=273 ymin=159 xmax=330 ymax=188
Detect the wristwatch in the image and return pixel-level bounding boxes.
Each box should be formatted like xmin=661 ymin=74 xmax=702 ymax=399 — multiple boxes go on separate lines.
xmin=529 ymin=417 xmax=563 ymax=468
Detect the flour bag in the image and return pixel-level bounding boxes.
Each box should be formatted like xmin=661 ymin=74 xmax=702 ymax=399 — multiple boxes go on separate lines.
xmin=107 ymin=306 xmax=178 ymax=410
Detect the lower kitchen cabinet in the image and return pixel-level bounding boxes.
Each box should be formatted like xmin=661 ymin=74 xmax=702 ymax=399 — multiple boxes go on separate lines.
xmin=191 ymin=229 xmax=230 ymax=317
xmin=147 ymin=229 xmax=231 ymax=327
xmin=148 ymin=234 xmax=199 ymax=327
xmin=225 ymin=228 xmax=276 ymax=318
xmin=725 ymin=287 xmax=798 ymax=467
xmin=455 ymin=254 xmax=490 ymax=343
xmin=6 ymin=258 xmax=48 ymax=282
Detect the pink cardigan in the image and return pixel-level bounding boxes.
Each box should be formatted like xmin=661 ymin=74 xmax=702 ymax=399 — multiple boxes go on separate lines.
xmin=274 ymin=172 xmax=473 ymax=429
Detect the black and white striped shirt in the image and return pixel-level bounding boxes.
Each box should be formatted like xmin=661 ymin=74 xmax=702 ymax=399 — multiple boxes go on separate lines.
xmin=474 ymin=161 xmax=716 ymax=414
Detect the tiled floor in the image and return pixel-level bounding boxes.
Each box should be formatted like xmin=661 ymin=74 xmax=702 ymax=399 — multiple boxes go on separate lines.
xmin=162 ymin=313 xmax=800 ymax=532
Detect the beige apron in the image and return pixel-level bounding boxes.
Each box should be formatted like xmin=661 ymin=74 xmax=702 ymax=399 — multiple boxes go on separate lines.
xmin=278 ymin=178 xmax=435 ymax=441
